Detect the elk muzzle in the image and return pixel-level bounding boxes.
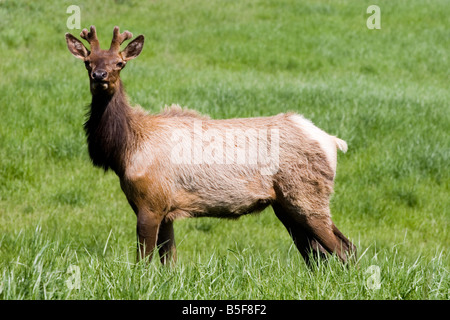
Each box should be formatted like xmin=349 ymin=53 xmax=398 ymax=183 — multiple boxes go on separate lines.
xmin=92 ymin=69 xmax=108 ymax=81
xmin=91 ymin=69 xmax=109 ymax=91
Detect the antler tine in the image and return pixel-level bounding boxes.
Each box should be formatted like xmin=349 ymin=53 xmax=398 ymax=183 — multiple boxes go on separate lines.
xmin=80 ymin=25 xmax=100 ymax=51
xmin=110 ymin=26 xmax=133 ymax=52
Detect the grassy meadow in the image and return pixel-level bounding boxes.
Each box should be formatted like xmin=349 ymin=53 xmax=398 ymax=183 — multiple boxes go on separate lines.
xmin=0 ymin=0 xmax=448 ymax=300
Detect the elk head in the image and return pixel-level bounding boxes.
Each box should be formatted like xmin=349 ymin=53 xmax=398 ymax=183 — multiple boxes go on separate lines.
xmin=65 ymin=26 xmax=144 ymax=96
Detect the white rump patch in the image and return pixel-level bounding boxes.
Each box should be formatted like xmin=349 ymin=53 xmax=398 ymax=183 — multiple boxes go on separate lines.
xmin=289 ymin=114 xmax=346 ymax=174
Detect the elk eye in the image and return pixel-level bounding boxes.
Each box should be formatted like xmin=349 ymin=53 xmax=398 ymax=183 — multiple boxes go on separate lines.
xmin=116 ymin=61 xmax=125 ymax=68
xmin=84 ymin=61 xmax=91 ymax=68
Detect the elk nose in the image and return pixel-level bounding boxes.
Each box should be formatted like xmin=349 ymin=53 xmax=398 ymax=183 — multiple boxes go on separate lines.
xmin=92 ymin=70 xmax=107 ymax=81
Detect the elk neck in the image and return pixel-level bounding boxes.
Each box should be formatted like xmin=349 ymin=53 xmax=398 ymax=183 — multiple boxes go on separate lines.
xmin=84 ymin=79 xmax=133 ymax=176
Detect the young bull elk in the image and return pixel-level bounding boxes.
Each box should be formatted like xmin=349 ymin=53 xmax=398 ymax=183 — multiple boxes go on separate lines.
xmin=65 ymin=26 xmax=356 ymax=266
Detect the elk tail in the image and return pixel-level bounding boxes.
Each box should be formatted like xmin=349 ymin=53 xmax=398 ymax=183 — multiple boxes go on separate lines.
xmin=334 ymin=137 xmax=348 ymax=153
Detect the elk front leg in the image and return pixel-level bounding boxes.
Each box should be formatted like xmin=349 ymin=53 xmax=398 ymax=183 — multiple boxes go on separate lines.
xmin=136 ymin=210 xmax=162 ymax=262
xmin=157 ymin=219 xmax=177 ymax=266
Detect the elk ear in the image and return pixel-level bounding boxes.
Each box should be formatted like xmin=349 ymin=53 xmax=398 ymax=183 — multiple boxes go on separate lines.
xmin=121 ymin=35 xmax=144 ymax=61
xmin=65 ymin=33 xmax=89 ymax=59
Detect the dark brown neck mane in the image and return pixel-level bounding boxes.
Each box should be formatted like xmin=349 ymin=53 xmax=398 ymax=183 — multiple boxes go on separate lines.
xmin=84 ymin=80 xmax=131 ymax=175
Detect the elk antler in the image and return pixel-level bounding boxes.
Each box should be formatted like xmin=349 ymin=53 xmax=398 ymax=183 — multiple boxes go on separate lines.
xmin=110 ymin=26 xmax=133 ymax=52
xmin=80 ymin=26 xmax=100 ymax=52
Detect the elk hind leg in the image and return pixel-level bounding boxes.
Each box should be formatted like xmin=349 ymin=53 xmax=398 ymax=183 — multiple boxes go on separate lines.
xmin=274 ymin=202 xmax=355 ymax=264
xmin=272 ymin=203 xmax=328 ymax=266
xmin=301 ymin=212 xmax=355 ymax=263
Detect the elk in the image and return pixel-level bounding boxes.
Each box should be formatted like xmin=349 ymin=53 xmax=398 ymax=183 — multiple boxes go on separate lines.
xmin=65 ymin=26 xmax=356 ymax=266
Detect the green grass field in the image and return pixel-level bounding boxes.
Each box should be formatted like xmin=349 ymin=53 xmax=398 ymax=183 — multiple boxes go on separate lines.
xmin=0 ymin=0 xmax=448 ymax=300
